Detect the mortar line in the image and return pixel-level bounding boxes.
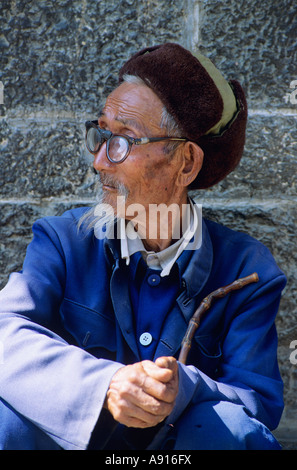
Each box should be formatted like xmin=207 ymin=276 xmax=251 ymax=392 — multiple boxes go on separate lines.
xmin=0 ymin=197 xmax=295 ymax=207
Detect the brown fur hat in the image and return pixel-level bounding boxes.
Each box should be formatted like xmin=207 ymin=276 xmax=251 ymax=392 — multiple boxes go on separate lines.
xmin=119 ymin=43 xmax=247 ymax=189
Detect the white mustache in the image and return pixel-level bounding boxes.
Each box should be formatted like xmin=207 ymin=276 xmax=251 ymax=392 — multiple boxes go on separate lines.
xmin=97 ymin=173 xmax=129 ymax=198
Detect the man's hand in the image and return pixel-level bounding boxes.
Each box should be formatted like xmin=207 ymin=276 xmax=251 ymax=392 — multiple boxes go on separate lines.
xmin=105 ymin=356 xmax=178 ymax=428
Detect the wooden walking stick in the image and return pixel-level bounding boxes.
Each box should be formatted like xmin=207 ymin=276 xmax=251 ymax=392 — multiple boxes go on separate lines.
xmin=178 ymin=272 xmax=259 ymax=365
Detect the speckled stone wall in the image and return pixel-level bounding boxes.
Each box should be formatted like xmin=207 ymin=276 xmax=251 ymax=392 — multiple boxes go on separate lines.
xmin=0 ymin=0 xmax=296 ymax=448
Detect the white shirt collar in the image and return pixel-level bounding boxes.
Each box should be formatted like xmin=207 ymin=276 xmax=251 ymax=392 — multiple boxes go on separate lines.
xmin=120 ymin=199 xmax=202 ymax=277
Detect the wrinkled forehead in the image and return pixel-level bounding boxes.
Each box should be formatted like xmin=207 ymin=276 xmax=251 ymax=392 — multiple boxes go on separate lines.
xmin=102 ymin=82 xmax=164 ymax=135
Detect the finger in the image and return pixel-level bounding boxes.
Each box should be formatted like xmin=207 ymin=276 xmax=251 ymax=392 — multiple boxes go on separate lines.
xmin=125 ymin=398 xmax=172 ymax=424
xmin=135 ymin=374 xmax=177 ymax=407
xmin=125 ymin=362 xmax=172 ymax=397
xmin=107 ymin=372 xmax=174 ymax=413
xmin=139 ymin=371 xmax=178 ymax=403
xmin=106 ymin=387 xmax=172 ymax=427
xmin=141 ymin=360 xmax=173 ymax=383
xmin=113 ymin=406 xmax=167 ymax=429
xmin=107 ymin=362 xmax=177 ymax=416
xmin=155 ymin=356 xmax=178 ymax=372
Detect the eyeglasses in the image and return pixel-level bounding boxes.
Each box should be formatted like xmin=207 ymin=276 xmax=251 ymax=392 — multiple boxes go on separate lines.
xmin=85 ymin=120 xmax=187 ymax=163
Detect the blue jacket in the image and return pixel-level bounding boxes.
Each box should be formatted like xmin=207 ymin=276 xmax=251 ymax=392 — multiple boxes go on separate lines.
xmin=0 ymin=206 xmax=286 ymax=450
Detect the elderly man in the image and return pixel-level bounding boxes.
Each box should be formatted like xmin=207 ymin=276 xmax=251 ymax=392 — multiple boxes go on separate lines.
xmin=0 ymin=43 xmax=286 ymax=450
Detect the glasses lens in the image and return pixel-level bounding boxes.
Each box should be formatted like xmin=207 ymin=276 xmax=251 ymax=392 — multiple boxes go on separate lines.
xmin=108 ymin=136 xmax=130 ymax=162
xmin=86 ymin=127 xmax=102 ymax=153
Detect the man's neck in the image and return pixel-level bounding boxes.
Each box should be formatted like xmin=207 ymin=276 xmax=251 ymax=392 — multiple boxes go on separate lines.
xmin=125 ymin=197 xmax=191 ymax=253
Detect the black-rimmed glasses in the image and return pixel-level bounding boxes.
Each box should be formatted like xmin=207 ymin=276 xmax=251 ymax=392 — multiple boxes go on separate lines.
xmin=85 ymin=120 xmax=187 ymax=163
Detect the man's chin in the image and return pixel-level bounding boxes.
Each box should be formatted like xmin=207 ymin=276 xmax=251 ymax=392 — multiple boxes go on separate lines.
xmin=100 ymin=191 xmax=127 ymax=219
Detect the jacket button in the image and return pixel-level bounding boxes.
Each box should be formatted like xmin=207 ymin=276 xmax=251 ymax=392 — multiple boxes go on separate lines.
xmin=139 ymin=332 xmax=153 ymax=346
xmin=147 ymin=274 xmax=161 ymax=286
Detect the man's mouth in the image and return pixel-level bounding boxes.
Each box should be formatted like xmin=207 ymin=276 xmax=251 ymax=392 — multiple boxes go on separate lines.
xmin=97 ymin=173 xmax=129 ymax=199
xmin=99 ymin=174 xmax=118 ymax=191
xmin=103 ymin=183 xmax=116 ymax=191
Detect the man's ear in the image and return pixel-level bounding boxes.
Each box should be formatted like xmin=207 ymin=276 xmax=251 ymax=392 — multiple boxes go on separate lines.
xmin=177 ymin=141 xmax=204 ymax=188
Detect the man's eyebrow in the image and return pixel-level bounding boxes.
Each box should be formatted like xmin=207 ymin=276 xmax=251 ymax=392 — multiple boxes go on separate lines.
xmin=99 ymin=112 xmax=148 ymax=135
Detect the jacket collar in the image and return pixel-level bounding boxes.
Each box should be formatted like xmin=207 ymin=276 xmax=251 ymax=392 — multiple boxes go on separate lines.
xmin=179 ymin=217 xmax=213 ymax=299
xmin=104 ymin=216 xmax=213 ymax=300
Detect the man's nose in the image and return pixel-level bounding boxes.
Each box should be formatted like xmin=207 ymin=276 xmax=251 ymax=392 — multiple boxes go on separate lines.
xmin=93 ymin=142 xmax=113 ymax=173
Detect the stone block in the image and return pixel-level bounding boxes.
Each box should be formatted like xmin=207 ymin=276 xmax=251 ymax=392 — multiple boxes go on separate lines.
xmin=0 ymin=0 xmax=185 ymax=116
xmin=196 ymin=113 xmax=297 ymax=200
xmin=0 ymin=200 xmax=91 ymax=289
xmin=1 ymin=112 xmax=295 ymax=200
xmin=197 ymin=199 xmax=296 ymax=322
xmin=198 ymin=0 xmax=297 ymax=110
xmin=0 ymin=118 xmax=95 ymax=198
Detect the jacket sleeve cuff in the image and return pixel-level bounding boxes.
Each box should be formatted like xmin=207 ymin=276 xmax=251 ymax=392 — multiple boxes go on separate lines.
xmin=166 ymin=362 xmax=200 ymax=425
xmin=146 ymin=362 xmax=200 ymax=450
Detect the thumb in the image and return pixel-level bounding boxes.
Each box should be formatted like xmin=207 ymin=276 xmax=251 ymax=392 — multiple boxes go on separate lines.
xmin=155 ymin=356 xmax=178 ymax=372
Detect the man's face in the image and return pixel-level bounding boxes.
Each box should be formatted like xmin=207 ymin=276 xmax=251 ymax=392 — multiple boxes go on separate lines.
xmin=93 ymin=82 xmax=186 ymax=219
